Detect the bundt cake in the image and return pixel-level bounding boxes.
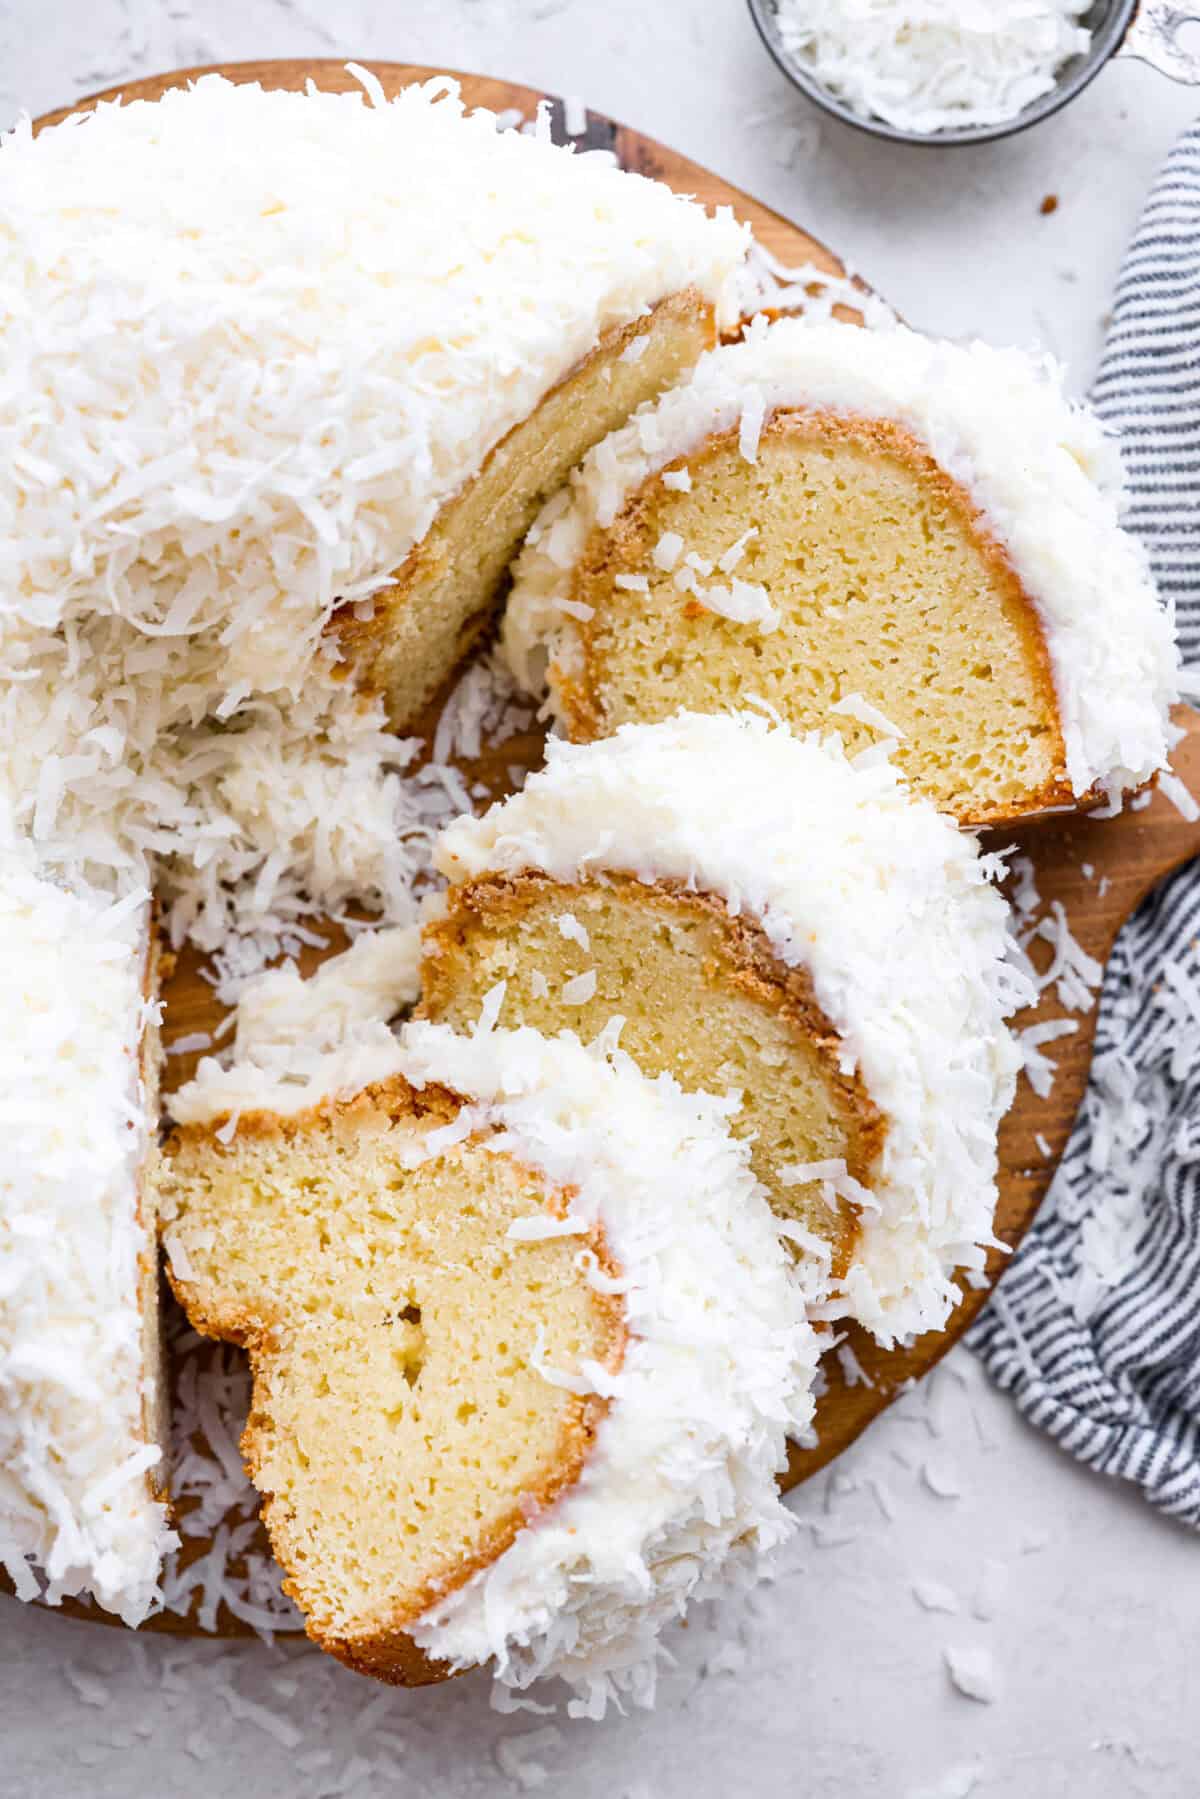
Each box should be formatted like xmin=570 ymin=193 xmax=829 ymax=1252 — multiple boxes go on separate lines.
xmin=0 ymin=839 xmax=175 ymax=1623
xmin=503 ymin=316 xmax=1178 ymax=825
xmin=422 ymin=711 xmax=1033 ymax=1344
xmin=162 ymin=1007 xmax=817 ymax=1707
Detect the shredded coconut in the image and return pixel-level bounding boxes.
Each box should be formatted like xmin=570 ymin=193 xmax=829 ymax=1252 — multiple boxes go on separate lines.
xmin=1158 ymin=770 xmax=1199 ymax=822
xmin=774 ymin=0 xmax=1092 ymax=135
xmin=944 ymin=1643 xmax=1000 ymax=1704
xmin=832 ymin=691 xmax=907 ymax=741
xmin=911 ymin=1578 xmax=960 ymax=1614
xmin=555 ymin=912 xmax=591 ymax=952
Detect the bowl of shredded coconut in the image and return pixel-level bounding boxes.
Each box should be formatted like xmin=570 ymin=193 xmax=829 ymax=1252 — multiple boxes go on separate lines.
xmin=748 ymin=0 xmax=1200 ymax=146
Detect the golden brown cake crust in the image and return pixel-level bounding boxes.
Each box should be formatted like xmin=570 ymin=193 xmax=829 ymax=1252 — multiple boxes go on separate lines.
xmin=162 ymin=1073 xmax=626 ymax=1686
xmin=421 ymin=871 xmax=888 ymax=1277
xmin=556 ymin=408 xmax=1079 ymax=828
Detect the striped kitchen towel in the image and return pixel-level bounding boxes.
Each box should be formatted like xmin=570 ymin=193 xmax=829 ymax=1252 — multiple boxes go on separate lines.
xmin=968 ymin=123 xmax=1200 ymax=1528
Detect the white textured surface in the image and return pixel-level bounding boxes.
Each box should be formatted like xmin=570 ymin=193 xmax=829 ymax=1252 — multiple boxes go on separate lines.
xmin=1 ymin=3 xmax=1196 ymax=1794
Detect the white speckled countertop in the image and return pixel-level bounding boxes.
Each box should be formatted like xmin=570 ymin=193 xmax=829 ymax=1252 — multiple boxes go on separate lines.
xmin=1 ymin=4 xmax=1197 ymax=1796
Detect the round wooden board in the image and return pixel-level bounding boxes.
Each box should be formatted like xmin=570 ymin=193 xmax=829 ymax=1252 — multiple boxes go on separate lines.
xmin=16 ymin=60 xmax=1200 ymax=1644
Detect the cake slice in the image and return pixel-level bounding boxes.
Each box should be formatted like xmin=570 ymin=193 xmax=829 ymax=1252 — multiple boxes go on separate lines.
xmin=0 ymin=845 xmax=175 ymax=1624
xmin=161 ymin=1007 xmax=817 ymax=1707
xmin=503 ymin=316 xmax=1178 ymax=824
xmin=422 ymin=712 xmax=1032 ymax=1344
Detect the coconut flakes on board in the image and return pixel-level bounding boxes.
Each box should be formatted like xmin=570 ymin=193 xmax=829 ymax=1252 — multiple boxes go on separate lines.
xmin=1000 ymin=856 xmax=1104 ymax=1100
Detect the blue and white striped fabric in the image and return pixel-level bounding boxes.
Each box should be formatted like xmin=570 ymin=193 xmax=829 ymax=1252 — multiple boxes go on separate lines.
xmin=968 ymin=124 xmax=1200 ymax=1529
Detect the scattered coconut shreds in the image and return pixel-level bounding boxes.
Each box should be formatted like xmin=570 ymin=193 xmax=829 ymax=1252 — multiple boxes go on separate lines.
xmin=494 ymin=1726 xmax=564 ymax=1791
xmin=160 ymin=1312 xmax=304 ymax=1641
xmin=1158 ymin=769 xmax=1200 ymax=822
xmin=732 ymin=238 xmax=897 ymax=334
xmin=1053 ymin=944 xmax=1200 ymax=1321
xmin=944 ymin=1644 xmax=1000 ymax=1705
xmin=1018 ymin=1018 xmax=1080 ymax=1099
xmin=64 ymin=1666 xmax=111 ymax=1707
xmin=554 ymin=911 xmax=591 ymax=952
xmin=1025 ymin=900 xmax=1103 ymax=1014
xmin=868 ymin=1476 xmax=897 ymax=1521
xmin=971 ymin=1559 xmax=1007 ymax=1622
xmin=831 ymin=691 xmax=907 ymax=742
xmin=431 ymin=650 xmax=536 ymax=769
xmin=907 ymin=1763 xmax=986 ymax=1799
xmin=1002 ymin=880 xmax=1103 ymax=1105
xmin=836 ymin=1341 xmax=875 ymax=1389
xmin=922 ymin=1457 xmax=963 ymax=1500
xmin=1009 ymin=855 xmax=1041 ymax=918
xmin=559 ymin=969 xmax=598 ymax=1004
xmin=911 ymin=1578 xmax=960 ymax=1615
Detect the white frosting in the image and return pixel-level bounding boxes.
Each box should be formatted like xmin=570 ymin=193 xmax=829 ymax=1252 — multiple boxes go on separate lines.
xmin=435 ymin=711 xmax=1034 ymax=1344
xmin=170 ymin=927 xmax=424 ymax=1125
xmin=173 ymin=995 xmax=818 ymax=1715
xmin=0 ymin=838 xmax=176 ymax=1623
xmin=504 ymin=316 xmax=1178 ymax=806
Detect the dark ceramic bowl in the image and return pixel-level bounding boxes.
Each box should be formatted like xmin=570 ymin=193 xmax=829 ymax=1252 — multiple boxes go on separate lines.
xmin=747 ymin=0 xmax=1200 ymax=146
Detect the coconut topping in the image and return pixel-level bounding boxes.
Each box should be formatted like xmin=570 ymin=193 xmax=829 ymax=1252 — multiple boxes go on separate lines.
xmin=773 ymin=0 xmax=1092 ymax=136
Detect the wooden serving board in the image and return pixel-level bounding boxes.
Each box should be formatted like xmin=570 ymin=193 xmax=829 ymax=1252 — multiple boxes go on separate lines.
xmin=17 ymin=60 xmax=1200 ymax=1642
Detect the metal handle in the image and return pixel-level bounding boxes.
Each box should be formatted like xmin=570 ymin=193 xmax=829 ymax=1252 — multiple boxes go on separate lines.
xmin=1117 ymin=0 xmax=1200 ymax=83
